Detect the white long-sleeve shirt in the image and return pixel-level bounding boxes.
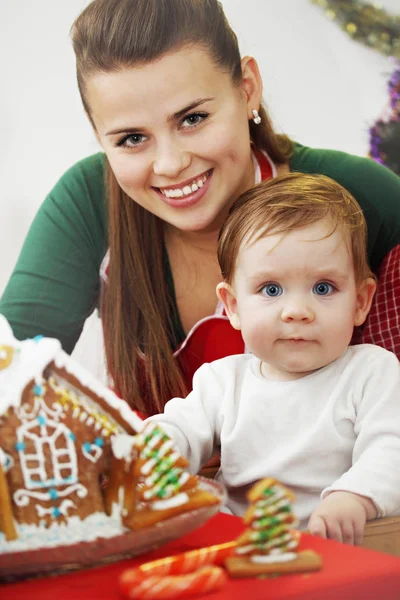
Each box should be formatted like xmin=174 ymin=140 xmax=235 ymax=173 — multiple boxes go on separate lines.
xmin=146 ymin=345 xmax=400 ymax=528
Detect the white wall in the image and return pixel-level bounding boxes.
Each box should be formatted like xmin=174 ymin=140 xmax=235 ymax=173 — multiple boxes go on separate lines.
xmin=0 ymin=0 xmax=397 ymax=373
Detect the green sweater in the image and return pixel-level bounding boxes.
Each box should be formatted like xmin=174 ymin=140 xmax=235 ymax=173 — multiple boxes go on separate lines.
xmin=1 ymin=143 xmax=400 ymax=352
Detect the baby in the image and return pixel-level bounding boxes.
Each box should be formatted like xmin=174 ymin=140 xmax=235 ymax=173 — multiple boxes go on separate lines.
xmin=146 ymin=172 xmax=400 ymax=544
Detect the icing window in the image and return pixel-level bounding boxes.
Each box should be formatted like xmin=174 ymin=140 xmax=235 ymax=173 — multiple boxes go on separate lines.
xmin=17 ymin=416 xmax=78 ymax=489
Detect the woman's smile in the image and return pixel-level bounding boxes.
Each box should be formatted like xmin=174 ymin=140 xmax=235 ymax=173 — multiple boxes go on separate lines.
xmin=154 ymin=170 xmax=213 ymax=208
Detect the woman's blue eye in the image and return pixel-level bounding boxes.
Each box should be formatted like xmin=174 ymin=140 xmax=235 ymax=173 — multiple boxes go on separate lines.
xmin=313 ymin=282 xmax=334 ymax=296
xmin=117 ymin=133 xmax=145 ymax=148
xmin=261 ymin=283 xmax=282 ymax=297
xmin=181 ymin=112 xmax=208 ymax=128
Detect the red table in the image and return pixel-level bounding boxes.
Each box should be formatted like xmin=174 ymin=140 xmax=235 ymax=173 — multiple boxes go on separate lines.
xmin=2 ymin=513 xmax=400 ymax=600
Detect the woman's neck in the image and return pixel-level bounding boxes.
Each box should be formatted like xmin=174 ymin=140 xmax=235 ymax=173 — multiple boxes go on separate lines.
xmin=164 ymin=224 xmax=219 ymax=256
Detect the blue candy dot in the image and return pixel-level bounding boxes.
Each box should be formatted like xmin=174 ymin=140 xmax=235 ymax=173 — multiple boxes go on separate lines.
xmin=33 ymin=384 xmax=44 ymax=396
xmin=52 ymin=507 xmax=61 ymax=518
xmin=15 ymin=442 xmax=26 ymax=452
xmin=94 ymin=437 xmax=104 ymax=447
xmin=49 ymin=488 xmax=58 ymax=500
xmin=69 ymin=432 xmax=76 ymax=442
xmin=33 ymin=335 xmax=44 ymax=343
xmin=83 ymin=442 xmax=92 ymax=453
xmin=37 ymin=415 xmax=46 ymax=426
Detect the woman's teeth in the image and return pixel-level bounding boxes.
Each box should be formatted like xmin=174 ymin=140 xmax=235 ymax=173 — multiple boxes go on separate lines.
xmin=160 ymin=173 xmax=208 ymax=198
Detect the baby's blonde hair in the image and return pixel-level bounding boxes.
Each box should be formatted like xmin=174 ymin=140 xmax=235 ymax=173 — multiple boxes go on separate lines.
xmin=218 ymin=172 xmax=374 ymax=284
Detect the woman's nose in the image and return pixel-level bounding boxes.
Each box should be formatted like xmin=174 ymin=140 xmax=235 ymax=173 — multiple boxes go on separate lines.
xmin=153 ymin=140 xmax=191 ymax=178
xmin=280 ymin=298 xmax=314 ymax=322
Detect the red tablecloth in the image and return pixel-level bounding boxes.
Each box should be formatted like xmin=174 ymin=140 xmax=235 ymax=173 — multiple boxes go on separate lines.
xmin=2 ymin=513 xmax=400 ymax=600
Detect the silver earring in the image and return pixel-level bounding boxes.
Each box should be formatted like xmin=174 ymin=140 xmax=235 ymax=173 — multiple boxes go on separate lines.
xmin=252 ymin=109 xmax=261 ymax=125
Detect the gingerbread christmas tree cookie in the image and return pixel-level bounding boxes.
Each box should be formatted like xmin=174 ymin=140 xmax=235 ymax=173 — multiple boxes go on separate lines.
xmin=123 ymin=421 xmax=220 ymax=530
xmin=225 ymin=478 xmax=322 ymax=577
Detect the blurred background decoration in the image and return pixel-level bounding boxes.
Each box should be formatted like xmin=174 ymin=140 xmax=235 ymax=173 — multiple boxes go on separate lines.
xmin=311 ymin=0 xmax=400 ymax=175
xmin=311 ymin=0 xmax=400 ymax=58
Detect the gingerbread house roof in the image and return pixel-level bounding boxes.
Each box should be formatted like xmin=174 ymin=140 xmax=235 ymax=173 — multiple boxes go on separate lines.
xmin=0 ymin=316 xmax=143 ymax=435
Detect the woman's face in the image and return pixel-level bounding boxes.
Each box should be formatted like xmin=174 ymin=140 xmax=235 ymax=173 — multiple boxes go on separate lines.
xmin=86 ymin=46 xmax=262 ymax=234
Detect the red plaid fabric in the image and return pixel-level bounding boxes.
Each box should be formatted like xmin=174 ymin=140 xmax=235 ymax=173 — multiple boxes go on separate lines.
xmin=352 ymin=244 xmax=400 ymax=358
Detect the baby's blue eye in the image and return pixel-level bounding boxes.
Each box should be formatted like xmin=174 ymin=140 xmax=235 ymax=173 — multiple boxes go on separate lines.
xmin=313 ymin=282 xmax=334 ymax=296
xmin=261 ymin=283 xmax=282 ymax=297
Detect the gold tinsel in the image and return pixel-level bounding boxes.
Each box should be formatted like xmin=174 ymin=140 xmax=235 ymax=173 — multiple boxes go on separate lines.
xmin=311 ymin=0 xmax=400 ymax=59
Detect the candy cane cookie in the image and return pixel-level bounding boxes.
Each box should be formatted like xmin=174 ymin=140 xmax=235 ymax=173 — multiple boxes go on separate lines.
xmin=119 ymin=542 xmax=235 ymax=599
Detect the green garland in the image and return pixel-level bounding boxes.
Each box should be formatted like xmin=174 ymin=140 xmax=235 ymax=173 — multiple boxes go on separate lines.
xmin=311 ymin=0 xmax=400 ymax=59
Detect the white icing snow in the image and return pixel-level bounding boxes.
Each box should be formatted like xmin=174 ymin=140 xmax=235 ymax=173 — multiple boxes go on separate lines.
xmin=0 ymin=315 xmax=143 ymax=435
xmin=0 ymin=317 xmax=60 ymax=413
xmin=0 ymin=510 xmax=128 ymax=554
xmin=112 ymin=433 xmax=136 ymax=459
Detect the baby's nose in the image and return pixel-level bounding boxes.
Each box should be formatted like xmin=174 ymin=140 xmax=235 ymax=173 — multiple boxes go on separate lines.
xmin=280 ymin=299 xmax=314 ymax=322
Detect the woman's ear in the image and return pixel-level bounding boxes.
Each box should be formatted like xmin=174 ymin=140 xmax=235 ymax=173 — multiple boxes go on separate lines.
xmin=354 ymin=277 xmax=377 ymax=326
xmin=240 ymin=56 xmax=263 ymax=117
xmin=216 ymin=282 xmax=241 ymax=330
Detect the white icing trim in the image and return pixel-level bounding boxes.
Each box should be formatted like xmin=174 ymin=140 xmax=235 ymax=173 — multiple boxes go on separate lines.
xmin=111 ymin=433 xmax=136 ymax=460
xmin=53 ymin=352 xmax=143 ymax=432
xmin=251 ymin=551 xmax=297 ymax=564
xmin=0 ymin=316 xmax=143 ymax=435
xmin=82 ymin=443 xmax=103 ymax=463
xmin=16 ymin=415 xmax=78 ymax=490
xmin=151 ymin=492 xmax=189 ymax=511
xmin=14 ymin=483 xmax=88 ymax=507
xmin=36 ymin=499 xmax=76 ymax=519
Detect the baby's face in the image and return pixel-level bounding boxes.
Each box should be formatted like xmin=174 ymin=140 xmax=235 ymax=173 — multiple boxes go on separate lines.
xmin=230 ymin=218 xmax=368 ymax=381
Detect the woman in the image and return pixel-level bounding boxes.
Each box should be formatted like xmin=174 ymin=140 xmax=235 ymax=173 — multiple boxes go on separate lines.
xmin=1 ymin=0 xmax=400 ymax=415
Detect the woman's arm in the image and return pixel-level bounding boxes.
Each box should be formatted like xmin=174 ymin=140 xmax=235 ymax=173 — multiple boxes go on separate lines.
xmin=0 ymin=153 xmax=107 ymax=353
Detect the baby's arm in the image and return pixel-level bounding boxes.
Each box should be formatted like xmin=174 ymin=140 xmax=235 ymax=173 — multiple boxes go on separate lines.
xmin=310 ymin=349 xmax=400 ymax=544
xmin=308 ymin=491 xmax=376 ymax=545
xmin=144 ymin=363 xmax=224 ymax=473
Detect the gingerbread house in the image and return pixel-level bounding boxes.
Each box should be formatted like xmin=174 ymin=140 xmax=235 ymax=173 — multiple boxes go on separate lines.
xmin=0 ymin=315 xmax=143 ymax=549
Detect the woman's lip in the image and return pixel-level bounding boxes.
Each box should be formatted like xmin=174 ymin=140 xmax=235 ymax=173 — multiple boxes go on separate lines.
xmin=155 ymin=169 xmax=211 ymax=192
xmin=155 ymin=170 xmax=213 ymax=209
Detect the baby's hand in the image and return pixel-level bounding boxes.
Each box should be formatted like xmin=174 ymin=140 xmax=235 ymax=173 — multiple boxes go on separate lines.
xmin=307 ymin=491 xmax=377 ymax=545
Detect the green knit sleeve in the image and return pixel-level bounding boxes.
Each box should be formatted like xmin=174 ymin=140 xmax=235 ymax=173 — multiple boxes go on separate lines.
xmin=0 ymin=153 xmax=108 ymax=353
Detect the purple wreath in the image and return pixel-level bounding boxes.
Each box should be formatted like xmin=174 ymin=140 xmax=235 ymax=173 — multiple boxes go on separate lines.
xmin=369 ymin=65 xmax=400 ymax=176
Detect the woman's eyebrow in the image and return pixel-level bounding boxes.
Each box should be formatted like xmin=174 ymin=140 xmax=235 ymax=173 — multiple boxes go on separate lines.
xmin=168 ymin=97 xmax=215 ymax=122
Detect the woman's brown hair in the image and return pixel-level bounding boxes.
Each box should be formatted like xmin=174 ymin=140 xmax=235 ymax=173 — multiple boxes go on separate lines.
xmin=70 ymin=0 xmax=293 ymax=414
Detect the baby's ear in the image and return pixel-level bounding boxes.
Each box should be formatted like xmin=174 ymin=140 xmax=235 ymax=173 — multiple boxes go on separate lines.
xmin=354 ymin=277 xmax=377 ymax=326
xmin=216 ymin=282 xmax=241 ymax=330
